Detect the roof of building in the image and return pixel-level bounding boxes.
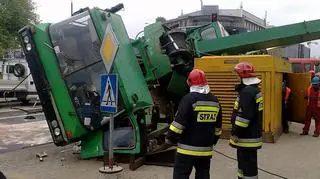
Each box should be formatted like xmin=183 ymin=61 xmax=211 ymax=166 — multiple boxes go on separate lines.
xmin=165 ymin=5 xmax=266 ymax=27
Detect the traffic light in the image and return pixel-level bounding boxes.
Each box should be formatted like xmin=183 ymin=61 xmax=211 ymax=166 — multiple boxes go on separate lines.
xmin=211 ymin=13 xmax=218 ymax=22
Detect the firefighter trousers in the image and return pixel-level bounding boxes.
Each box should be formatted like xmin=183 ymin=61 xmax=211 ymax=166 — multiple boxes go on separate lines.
xmin=237 ymin=148 xmax=258 ymax=179
xmin=173 ymin=153 xmax=211 ymax=179
xmin=303 ymin=106 xmax=320 ymax=135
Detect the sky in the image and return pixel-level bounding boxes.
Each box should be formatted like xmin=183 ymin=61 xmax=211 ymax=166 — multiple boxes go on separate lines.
xmin=33 ymin=0 xmax=320 ymax=57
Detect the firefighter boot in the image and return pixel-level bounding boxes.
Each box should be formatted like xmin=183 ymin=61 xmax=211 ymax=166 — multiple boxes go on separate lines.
xmin=313 ymin=132 xmax=319 ymax=137
xmin=300 ymin=131 xmax=308 ymax=135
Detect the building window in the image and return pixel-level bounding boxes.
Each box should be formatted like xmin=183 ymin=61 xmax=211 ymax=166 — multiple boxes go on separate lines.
xmin=6 ymin=65 xmax=15 ymax=74
xmin=193 ymin=19 xmax=199 ymax=26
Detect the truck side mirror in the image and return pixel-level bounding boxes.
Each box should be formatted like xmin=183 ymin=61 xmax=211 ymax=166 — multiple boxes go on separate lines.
xmin=13 ymin=63 xmax=25 ymax=77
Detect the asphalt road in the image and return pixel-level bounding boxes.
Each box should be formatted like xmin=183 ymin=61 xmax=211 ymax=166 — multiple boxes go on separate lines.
xmin=1 ymin=122 xmax=320 ymax=179
xmin=0 ymin=111 xmax=51 ymax=154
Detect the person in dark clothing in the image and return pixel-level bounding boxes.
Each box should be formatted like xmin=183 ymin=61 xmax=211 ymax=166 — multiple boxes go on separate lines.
xmin=230 ymin=62 xmax=263 ymax=179
xmin=282 ymin=80 xmax=291 ymax=133
xmin=166 ymin=68 xmax=222 ymax=179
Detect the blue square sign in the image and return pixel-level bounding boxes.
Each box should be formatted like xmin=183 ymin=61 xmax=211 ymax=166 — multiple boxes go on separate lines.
xmin=100 ymin=74 xmax=118 ymax=113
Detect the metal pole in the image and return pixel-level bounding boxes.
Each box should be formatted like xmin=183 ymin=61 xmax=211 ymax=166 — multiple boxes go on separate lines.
xmin=109 ymin=114 xmax=114 ymax=169
xmin=71 ymin=0 xmax=74 ymax=16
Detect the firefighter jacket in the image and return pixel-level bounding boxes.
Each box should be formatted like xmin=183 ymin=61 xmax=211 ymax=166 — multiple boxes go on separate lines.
xmin=166 ymin=92 xmax=222 ymax=157
xmin=230 ymin=84 xmax=263 ymax=149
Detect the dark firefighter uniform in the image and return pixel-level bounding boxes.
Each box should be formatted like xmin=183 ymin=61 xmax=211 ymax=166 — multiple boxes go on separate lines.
xmin=282 ymin=82 xmax=291 ymax=133
xmin=230 ymin=85 xmax=263 ymax=178
xmin=166 ymin=90 xmax=222 ymax=179
xmin=230 ymin=76 xmax=263 ymax=178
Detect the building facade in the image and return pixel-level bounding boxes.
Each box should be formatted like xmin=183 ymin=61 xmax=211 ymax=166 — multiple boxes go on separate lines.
xmin=164 ymin=5 xmax=310 ymax=58
xmin=165 ymin=5 xmax=266 ymax=34
xmin=267 ymin=44 xmax=310 ymax=58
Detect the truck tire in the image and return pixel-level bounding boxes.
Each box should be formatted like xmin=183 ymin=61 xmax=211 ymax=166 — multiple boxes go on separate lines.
xmin=13 ymin=63 xmax=25 ymax=77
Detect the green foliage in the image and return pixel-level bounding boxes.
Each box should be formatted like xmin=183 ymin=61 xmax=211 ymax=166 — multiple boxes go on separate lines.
xmin=0 ymin=0 xmax=39 ymax=55
xmin=155 ymin=16 xmax=166 ymax=23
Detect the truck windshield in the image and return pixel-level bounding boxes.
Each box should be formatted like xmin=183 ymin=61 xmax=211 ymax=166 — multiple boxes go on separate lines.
xmin=48 ymin=10 xmax=133 ymax=147
xmin=49 ymin=10 xmax=105 ymax=110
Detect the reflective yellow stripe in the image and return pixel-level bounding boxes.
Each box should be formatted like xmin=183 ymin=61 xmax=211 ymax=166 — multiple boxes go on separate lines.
xmin=169 ymin=125 xmax=183 ymax=134
xmin=177 ymin=148 xmax=213 ymax=156
xmin=194 ymin=106 xmax=219 ymax=111
xmin=237 ymin=171 xmax=244 ymax=178
xmin=235 ymin=120 xmax=249 ymax=127
xmin=258 ymin=102 xmax=263 ymax=111
xmin=229 ymin=139 xmax=263 ymax=148
xmin=234 ymin=101 xmax=239 ymax=110
xmin=236 ymin=116 xmax=249 ymax=123
xmin=171 ymin=121 xmax=185 ymax=130
xmin=215 ymin=128 xmax=222 ymax=135
xmin=193 ymin=101 xmax=219 ymax=107
xmin=256 ymin=97 xmax=263 ymax=103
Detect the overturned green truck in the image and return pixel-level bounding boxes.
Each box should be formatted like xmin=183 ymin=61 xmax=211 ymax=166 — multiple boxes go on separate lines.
xmin=18 ymin=4 xmax=320 ymax=160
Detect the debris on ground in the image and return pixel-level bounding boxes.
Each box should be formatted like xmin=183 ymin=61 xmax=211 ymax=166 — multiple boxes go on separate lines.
xmin=36 ymin=151 xmax=47 ymax=161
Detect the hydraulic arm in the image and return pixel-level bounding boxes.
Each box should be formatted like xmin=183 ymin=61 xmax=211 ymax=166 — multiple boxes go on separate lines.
xmin=191 ymin=19 xmax=320 ymax=55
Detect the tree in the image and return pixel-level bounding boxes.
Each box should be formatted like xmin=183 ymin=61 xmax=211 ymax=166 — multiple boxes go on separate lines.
xmin=0 ymin=0 xmax=39 ymax=55
xmin=155 ymin=16 xmax=166 ymax=23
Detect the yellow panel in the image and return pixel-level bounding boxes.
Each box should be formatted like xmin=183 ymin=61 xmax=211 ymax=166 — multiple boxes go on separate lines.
xmin=195 ymin=55 xmax=291 ymax=73
xmin=268 ymin=72 xmax=282 ymax=134
xmin=101 ymin=33 xmax=115 ymax=64
xmin=195 ymin=55 xmax=291 ymax=139
xmin=287 ymin=73 xmax=310 ymax=123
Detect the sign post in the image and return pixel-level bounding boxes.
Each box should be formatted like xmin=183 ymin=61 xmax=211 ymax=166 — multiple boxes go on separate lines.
xmin=99 ymin=74 xmax=123 ymax=173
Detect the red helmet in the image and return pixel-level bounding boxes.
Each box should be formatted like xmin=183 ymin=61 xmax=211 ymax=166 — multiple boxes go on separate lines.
xmin=187 ymin=68 xmax=208 ymax=86
xmin=234 ymin=62 xmax=256 ymax=78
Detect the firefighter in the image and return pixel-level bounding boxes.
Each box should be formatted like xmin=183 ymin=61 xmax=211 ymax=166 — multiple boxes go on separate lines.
xmin=230 ymin=62 xmax=263 ymax=179
xmin=165 ymin=68 xmax=222 ymax=179
xmin=300 ymin=76 xmax=320 ymax=137
xmin=282 ymin=80 xmax=291 ymax=133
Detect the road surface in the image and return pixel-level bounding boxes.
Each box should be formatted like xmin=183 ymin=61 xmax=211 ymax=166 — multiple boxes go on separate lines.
xmin=0 ymin=121 xmax=320 ymax=179
xmin=0 ymin=106 xmax=49 ymax=154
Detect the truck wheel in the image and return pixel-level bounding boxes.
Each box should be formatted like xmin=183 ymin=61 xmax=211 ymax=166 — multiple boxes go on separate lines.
xmin=13 ymin=63 xmax=25 ymax=77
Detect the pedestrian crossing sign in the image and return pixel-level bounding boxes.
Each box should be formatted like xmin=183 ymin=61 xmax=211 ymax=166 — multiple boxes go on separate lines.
xmin=100 ymin=74 xmax=118 ymax=113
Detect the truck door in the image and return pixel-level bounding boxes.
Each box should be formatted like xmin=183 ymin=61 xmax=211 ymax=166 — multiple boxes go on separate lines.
xmin=287 ymin=73 xmax=311 ymax=124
